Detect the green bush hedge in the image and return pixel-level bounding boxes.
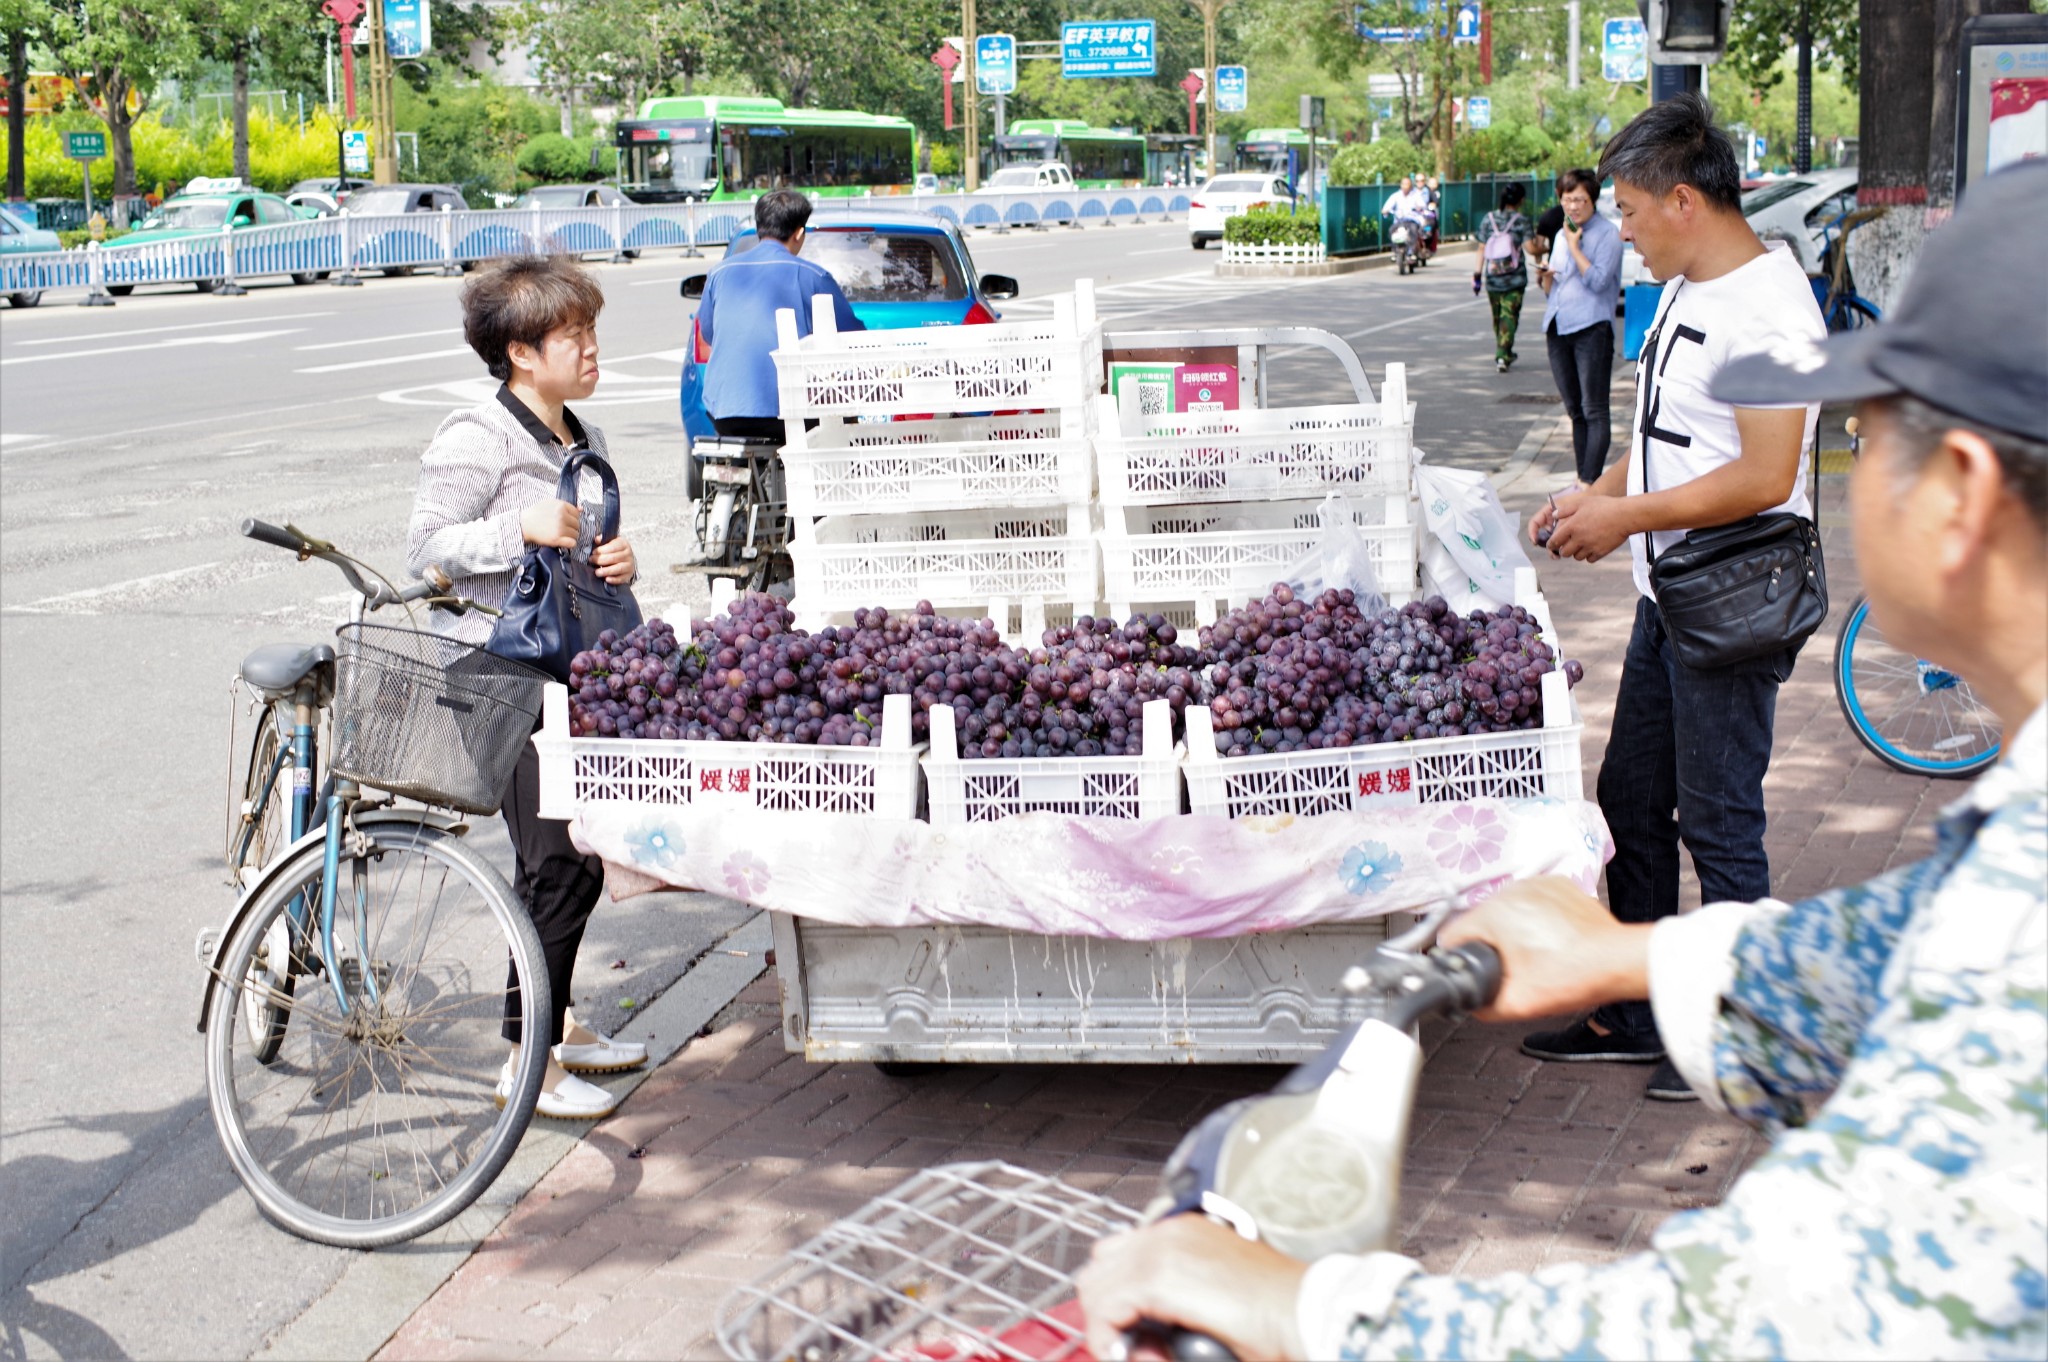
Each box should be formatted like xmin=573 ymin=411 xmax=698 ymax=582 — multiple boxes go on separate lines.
xmin=515 ymin=132 xmax=609 ymax=183
xmin=0 ymin=109 xmax=359 ymax=198
xmin=1224 ymin=204 xmax=1321 ymax=246
xmin=1328 ymin=138 xmax=1429 ymax=186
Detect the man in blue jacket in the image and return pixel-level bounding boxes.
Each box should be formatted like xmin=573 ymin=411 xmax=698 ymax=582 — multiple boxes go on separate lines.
xmin=697 ymin=189 xmax=864 ymax=445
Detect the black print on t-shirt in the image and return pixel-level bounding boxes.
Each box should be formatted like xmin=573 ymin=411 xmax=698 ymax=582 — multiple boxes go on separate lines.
xmin=1642 ymin=321 xmax=1708 ymax=452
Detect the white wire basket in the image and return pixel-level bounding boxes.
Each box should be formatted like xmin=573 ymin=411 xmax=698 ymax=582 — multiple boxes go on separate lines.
xmin=923 ymin=698 xmax=1183 ymax=824
xmin=783 ymin=412 xmax=1094 ymax=522
xmin=531 ymin=686 xmax=923 ymax=821
xmin=1094 ymin=395 xmax=1416 ymax=507
xmin=791 ymin=506 xmax=1101 ymax=638
xmin=773 ymin=287 xmax=1104 ymax=421
xmin=717 ymin=1161 xmax=1141 ymax=1362
xmin=1099 ymin=497 xmax=1418 ymax=624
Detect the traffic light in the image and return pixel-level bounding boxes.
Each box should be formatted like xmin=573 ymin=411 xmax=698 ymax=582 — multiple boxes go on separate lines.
xmin=1638 ymin=0 xmax=1731 ymax=65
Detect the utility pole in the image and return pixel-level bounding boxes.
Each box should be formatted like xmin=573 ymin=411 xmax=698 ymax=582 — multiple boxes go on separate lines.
xmin=1567 ymin=0 xmax=1581 ymax=89
xmin=366 ymin=0 xmax=398 ymax=183
xmin=1193 ymin=0 xmax=1229 ymax=179
xmin=963 ymin=0 xmax=979 ymax=190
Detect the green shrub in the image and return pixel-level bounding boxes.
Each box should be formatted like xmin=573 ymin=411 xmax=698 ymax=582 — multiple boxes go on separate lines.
xmin=1224 ymin=203 xmax=1321 ymax=246
xmin=1452 ymin=121 xmax=1557 ymax=177
xmin=516 ymin=132 xmax=606 ymax=183
xmin=1327 ymin=138 xmax=1428 ymax=186
xmin=927 ymin=142 xmax=960 ymax=175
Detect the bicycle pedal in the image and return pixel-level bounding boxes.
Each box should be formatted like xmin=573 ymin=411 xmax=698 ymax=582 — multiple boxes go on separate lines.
xmin=336 ymin=958 xmax=395 ymax=994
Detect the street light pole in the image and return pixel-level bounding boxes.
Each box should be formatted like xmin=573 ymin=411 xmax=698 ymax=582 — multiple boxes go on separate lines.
xmin=1193 ymin=0 xmax=1229 ymax=179
xmin=366 ymin=0 xmax=397 ymax=183
xmin=963 ymin=0 xmax=979 ymax=191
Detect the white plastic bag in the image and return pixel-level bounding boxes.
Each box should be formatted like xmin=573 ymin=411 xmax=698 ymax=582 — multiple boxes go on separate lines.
xmin=1284 ymin=493 xmax=1389 ymax=614
xmin=1414 ymin=454 xmax=1533 ymax=612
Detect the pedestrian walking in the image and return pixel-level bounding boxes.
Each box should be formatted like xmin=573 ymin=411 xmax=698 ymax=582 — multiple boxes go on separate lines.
xmin=1476 ymin=183 xmax=1530 ymax=372
xmin=1525 ymin=93 xmax=1827 ymax=1103
xmin=407 ymin=254 xmax=648 ymax=1122
xmin=1539 ymin=168 xmax=1624 ymax=488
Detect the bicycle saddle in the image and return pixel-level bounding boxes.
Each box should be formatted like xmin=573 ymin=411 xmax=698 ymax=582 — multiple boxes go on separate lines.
xmin=241 ymin=642 xmax=336 ymax=696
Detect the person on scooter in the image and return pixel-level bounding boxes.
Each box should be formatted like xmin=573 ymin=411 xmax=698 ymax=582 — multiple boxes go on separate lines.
xmin=1381 ymin=176 xmax=1433 ymax=267
xmin=694 ymin=188 xmax=864 ymax=449
xmin=1076 ymin=161 xmax=2047 ymax=1361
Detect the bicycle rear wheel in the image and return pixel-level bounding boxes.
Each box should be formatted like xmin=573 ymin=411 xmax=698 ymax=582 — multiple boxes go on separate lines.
xmin=204 ymin=818 xmax=550 ymax=1247
xmin=230 ymin=705 xmax=296 ymax=1063
xmin=1833 ymin=595 xmax=2002 ymax=778
xmin=1826 ymin=294 xmax=1880 ymax=334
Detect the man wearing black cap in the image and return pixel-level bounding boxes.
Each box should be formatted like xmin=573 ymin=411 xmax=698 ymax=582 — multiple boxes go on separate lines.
xmin=1073 ymin=162 xmax=2046 ymax=1361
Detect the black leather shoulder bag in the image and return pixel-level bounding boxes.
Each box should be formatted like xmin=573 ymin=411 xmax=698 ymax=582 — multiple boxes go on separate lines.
xmin=487 ymin=449 xmax=643 ymax=682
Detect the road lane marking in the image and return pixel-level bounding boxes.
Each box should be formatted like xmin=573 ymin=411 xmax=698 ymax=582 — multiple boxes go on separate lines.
xmin=5 ymin=561 xmax=222 ymax=614
xmin=0 ymin=433 xmax=47 ymax=448
xmin=9 ymin=313 xmax=335 ymax=346
xmin=630 ymin=274 xmax=703 ymax=287
xmin=296 ymin=347 xmax=473 ymax=374
xmin=1126 ymin=245 xmax=1196 ymax=255
xmin=295 ymin=327 xmax=461 ymax=352
xmin=1 ymin=329 xmax=308 ymax=365
xmin=1338 ymin=300 xmax=1473 ymax=338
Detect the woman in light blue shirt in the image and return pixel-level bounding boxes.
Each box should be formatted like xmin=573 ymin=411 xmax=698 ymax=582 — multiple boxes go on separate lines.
xmin=1539 ymin=168 xmax=1623 ymax=487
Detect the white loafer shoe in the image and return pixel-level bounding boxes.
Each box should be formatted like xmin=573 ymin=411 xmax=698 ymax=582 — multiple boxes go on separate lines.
xmin=553 ymin=1034 xmax=648 ymax=1074
xmin=494 ymin=1059 xmax=620 ymax=1119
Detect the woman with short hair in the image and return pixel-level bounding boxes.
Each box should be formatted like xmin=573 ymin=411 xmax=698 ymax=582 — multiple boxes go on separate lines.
xmin=407 ymin=253 xmax=642 ymax=1121
xmin=1538 ymin=168 xmax=1624 ymax=488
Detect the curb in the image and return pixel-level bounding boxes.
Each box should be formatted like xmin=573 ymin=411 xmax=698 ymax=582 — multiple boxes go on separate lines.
xmin=251 ymin=913 xmax=773 ymax=1362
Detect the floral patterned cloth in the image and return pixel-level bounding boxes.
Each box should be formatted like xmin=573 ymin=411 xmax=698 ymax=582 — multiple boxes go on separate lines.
xmin=569 ymin=798 xmax=1613 ymax=939
xmin=1299 ymin=705 xmax=2048 ymax=1360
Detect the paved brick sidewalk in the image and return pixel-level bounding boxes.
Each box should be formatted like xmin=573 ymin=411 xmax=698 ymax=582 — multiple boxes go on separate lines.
xmin=379 ymin=429 xmax=1941 ymax=1362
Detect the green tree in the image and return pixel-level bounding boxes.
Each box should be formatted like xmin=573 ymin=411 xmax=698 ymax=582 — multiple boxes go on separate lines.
xmin=42 ymin=0 xmax=197 ymax=221
xmin=188 ymin=0 xmax=324 ymax=182
xmin=1 ymin=0 xmax=49 ymax=199
xmin=1724 ymin=0 xmax=1857 ymax=95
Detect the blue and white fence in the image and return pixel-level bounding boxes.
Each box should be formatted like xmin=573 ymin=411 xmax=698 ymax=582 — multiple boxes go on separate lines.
xmin=0 ymin=188 xmax=1192 ymax=301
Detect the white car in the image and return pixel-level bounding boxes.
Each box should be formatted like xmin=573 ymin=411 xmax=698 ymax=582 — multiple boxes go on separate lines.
xmin=1741 ymin=168 xmax=1859 ymax=274
xmin=1188 ymin=173 xmax=1294 ymax=250
xmin=979 ymin=162 xmax=1075 ymax=192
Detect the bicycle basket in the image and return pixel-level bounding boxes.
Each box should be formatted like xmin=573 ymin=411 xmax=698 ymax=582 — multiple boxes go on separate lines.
xmin=717 ymin=1161 xmax=1143 ymax=1362
xmin=330 ymin=623 xmax=549 ymax=815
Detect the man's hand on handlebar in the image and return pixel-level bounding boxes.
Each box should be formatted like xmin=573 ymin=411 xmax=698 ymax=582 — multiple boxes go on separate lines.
xmin=1077 ymin=1216 xmax=1308 ymax=1362
xmin=521 ymin=499 xmax=581 ymax=549
xmin=1438 ymin=876 xmax=1652 ymax=1023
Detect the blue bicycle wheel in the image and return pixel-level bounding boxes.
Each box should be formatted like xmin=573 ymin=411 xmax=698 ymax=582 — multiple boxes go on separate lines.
xmin=1832 ymin=596 xmax=2001 ymax=778
xmin=1827 ymin=294 xmax=1881 ymax=334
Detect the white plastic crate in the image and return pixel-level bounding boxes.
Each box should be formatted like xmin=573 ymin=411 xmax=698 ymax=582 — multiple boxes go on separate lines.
xmin=1095 ymin=395 xmax=1416 ymax=507
xmin=1181 ymin=576 xmax=1583 ymax=817
xmin=783 ymin=412 xmax=1093 ymax=522
xmin=1099 ymin=497 xmax=1418 ymax=624
xmin=791 ymin=505 xmax=1100 ymax=634
xmin=532 ymin=686 xmax=923 ymax=821
xmin=774 ymin=287 xmax=1104 ymax=422
xmin=922 ymin=698 xmax=1182 ymax=824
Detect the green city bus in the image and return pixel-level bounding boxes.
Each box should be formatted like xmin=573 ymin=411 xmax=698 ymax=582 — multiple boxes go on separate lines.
xmin=993 ymin=119 xmax=1147 ymax=188
xmin=1233 ymin=127 xmax=1333 ymax=181
xmin=614 ymin=96 xmax=917 ymax=202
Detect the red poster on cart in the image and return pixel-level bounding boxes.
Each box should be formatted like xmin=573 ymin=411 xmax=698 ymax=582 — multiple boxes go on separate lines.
xmin=1173 ymin=363 xmax=1238 ymax=412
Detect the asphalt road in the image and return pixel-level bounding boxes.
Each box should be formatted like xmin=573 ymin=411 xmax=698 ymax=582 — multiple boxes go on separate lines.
xmin=0 ymin=221 xmax=1570 ymax=1359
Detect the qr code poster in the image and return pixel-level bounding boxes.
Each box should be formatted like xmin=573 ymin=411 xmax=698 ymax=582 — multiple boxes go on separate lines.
xmin=1108 ymin=362 xmax=1178 ymax=424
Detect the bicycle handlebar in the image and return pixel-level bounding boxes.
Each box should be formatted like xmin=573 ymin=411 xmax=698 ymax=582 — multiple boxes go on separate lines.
xmin=242 ymin=518 xmax=312 ymax=553
xmin=240 ymin=519 xmax=495 ymax=617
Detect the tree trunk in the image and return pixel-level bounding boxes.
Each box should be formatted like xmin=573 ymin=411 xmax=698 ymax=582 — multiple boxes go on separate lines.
xmin=6 ymin=29 xmax=27 ymax=202
xmin=1927 ymin=0 xmax=2029 ymax=210
xmin=233 ymin=47 xmax=252 ymax=182
xmin=1850 ymin=0 xmax=1938 ymax=311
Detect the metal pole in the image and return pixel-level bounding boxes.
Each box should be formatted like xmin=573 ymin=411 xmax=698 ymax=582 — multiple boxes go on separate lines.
xmin=963 ymin=0 xmax=979 ymax=191
xmin=1202 ymin=0 xmax=1221 ymax=181
xmin=1567 ymin=0 xmax=1581 ymax=89
xmin=994 ymin=90 xmax=1006 ymax=140
xmin=1794 ymin=0 xmax=1813 ymax=173
xmin=366 ymin=0 xmax=397 ymax=183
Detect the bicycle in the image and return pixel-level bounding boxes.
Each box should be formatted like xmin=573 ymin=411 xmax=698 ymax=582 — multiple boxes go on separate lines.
xmin=1826 ymin=421 xmax=2003 ymax=780
xmin=715 ymin=912 xmax=1501 ymax=1362
xmin=198 ymin=519 xmax=554 ymax=1248
xmin=1812 ymin=206 xmax=1885 ymax=334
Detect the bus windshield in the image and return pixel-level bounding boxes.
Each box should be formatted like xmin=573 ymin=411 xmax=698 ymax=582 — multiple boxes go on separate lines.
xmin=618 ymin=121 xmax=719 ymax=198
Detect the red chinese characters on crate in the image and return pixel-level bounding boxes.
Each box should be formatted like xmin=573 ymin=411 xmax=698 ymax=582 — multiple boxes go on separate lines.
xmin=698 ymin=767 xmax=754 ymax=795
xmin=1357 ymin=766 xmax=1413 ymax=799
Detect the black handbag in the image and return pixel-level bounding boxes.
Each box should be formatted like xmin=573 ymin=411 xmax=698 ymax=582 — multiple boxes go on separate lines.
xmin=486 ymin=449 xmax=642 ymax=682
xmin=1647 ymin=510 xmax=1828 ymax=671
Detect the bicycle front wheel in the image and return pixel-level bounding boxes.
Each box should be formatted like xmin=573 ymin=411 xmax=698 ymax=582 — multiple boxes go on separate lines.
xmin=1833 ymin=595 xmax=2003 ymax=778
xmin=204 ymin=818 xmax=550 ymax=1247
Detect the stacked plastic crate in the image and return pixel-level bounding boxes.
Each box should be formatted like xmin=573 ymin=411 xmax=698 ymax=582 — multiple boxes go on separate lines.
xmin=775 ymin=283 xmax=1104 ymax=645
xmin=1093 ymin=363 xmax=1421 ymax=626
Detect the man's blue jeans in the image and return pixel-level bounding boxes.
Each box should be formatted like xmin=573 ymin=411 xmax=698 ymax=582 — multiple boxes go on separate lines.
xmin=1593 ymin=595 xmax=1798 ymax=1040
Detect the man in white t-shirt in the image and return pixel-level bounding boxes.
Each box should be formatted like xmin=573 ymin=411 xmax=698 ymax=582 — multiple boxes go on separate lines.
xmin=1525 ymin=93 xmax=1825 ymax=1102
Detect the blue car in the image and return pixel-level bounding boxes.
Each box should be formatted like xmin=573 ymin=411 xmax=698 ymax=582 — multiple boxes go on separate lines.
xmin=678 ymin=210 xmax=1019 ymax=443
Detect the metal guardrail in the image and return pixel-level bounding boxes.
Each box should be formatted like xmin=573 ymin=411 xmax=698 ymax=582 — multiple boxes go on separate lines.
xmin=0 ymin=188 xmax=1194 ymax=301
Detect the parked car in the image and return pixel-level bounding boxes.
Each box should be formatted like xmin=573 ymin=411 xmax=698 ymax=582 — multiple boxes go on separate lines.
xmin=1741 ymin=168 xmax=1859 ymax=274
xmin=978 ymin=162 xmax=1075 ymax=192
xmin=1 ymin=202 xmax=62 ymax=307
xmin=284 ymin=176 xmax=367 ymax=216
xmin=1188 ymin=173 xmax=1294 ymax=250
xmin=511 ymin=183 xmax=632 ymax=209
xmin=915 ymin=172 xmax=943 ymax=194
xmin=102 ymin=185 xmax=325 ymax=293
xmin=674 ymin=210 xmax=1019 ymax=444
xmin=335 ymin=183 xmax=470 ymax=276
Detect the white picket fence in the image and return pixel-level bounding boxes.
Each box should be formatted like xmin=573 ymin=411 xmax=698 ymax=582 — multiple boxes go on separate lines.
xmin=0 ymin=187 xmax=1194 ymax=300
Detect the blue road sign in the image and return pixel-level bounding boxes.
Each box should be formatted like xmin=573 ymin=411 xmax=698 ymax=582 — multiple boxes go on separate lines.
xmin=1061 ymin=20 xmax=1156 ymax=79
xmin=342 ymin=129 xmax=370 ymax=175
xmin=1466 ymin=94 xmax=1491 ymax=128
xmin=1752 ymin=133 xmax=1767 ymax=162
xmin=1603 ymin=16 xmax=1648 ymax=83
xmin=382 ymin=0 xmax=430 ymax=59
xmin=1454 ymin=2 xmax=1481 ymax=45
xmin=976 ymin=34 xmax=1017 ymax=94
xmin=1215 ymin=64 xmax=1248 ymax=113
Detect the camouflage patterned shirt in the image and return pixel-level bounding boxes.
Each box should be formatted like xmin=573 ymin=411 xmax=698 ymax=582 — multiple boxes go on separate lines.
xmin=1301 ymin=705 xmax=2047 ymax=1360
